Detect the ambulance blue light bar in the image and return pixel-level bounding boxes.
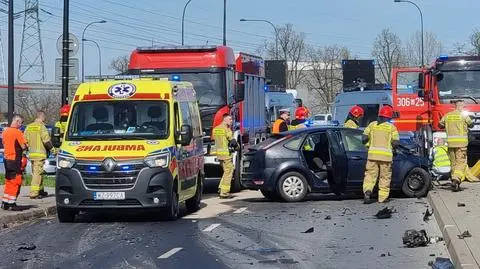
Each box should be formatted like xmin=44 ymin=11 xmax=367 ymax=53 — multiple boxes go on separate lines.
xmin=172 ymin=75 xmax=181 ymax=81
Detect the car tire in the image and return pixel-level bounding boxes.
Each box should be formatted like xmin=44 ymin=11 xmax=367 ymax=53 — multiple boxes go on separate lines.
xmin=164 ymin=188 xmax=180 ymax=221
xmin=261 ymin=189 xmax=279 ymax=201
xmin=57 ymin=207 xmax=76 ymax=223
xmin=230 ymin=147 xmax=243 ymax=193
xmin=277 ymin=171 xmax=308 ymax=202
xmin=186 ymin=174 xmax=203 ymax=212
xmin=402 ymin=167 xmax=431 ymax=198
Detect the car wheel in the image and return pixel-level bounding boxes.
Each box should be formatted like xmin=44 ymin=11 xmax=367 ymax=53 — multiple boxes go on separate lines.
xmin=261 ymin=189 xmax=279 ymax=201
xmin=164 ymin=188 xmax=180 ymax=221
xmin=186 ymin=174 xmax=203 ymax=212
xmin=402 ymin=167 xmax=431 ymax=198
xmin=57 ymin=207 xmax=76 ymax=223
xmin=277 ymin=172 xmax=308 ymax=202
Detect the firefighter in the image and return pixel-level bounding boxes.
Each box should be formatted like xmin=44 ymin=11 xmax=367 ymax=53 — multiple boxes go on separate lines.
xmin=212 ymin=114 xmax=239 ymax=199
xmin=344 ymin=105 xmax=364 ymax=129
xmin=291 ymin=106 xmax=308 ymax=129
xmin=1 ymin=114 xmax=27 ymax=210
xmin=431 ymin=137 xmax=451 ymax=181
xmin=54 ymin=104 xmax=70 ymax=146
xmin=24 ymin=111 xmax=55 ymax=199
xmin=272 ymin=109 xmax=290 ymax=134
xmin=439 ymin=99 xmax=473 ymax=191
xmin=362 ymin=105 xmax=400 ymax=204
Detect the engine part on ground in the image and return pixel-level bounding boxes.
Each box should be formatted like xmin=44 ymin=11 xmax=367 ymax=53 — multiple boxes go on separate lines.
xmin=402 ymin=229 xmax=429 ymax=248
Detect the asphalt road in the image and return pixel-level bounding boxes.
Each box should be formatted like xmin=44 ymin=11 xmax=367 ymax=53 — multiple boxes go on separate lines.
xmin=0 ymin=184 xmax=449 ymax=269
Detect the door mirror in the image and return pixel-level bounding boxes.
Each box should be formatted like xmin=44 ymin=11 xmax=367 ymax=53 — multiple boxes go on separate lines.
xmin=392 ymin=111 xmax=400 ymax=119
xmin=418 ymin=73 xmax=425 ymax=89
xmin=51 ymin=127 xmax=62 ymax=148
xmin=235 ymin=83 xmax=245 ymax=102
xmin=176 ymin=124 xmax=193 ymax=146
xmin=235 ymin=71 xmax=245 ymax=81
xmin=418 ymin=89 xmax=425 ymax=98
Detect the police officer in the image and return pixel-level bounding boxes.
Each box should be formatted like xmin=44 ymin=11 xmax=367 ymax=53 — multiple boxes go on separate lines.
xmin=24 ymin=111 xmax=55 ymax=199
xmin=212 ymin=114 xmax=239 ymax=199
xmin=272 ymin=109 xmax=290 ymax=134
xmin=362 ymin=105 xmax=400 ymax=204
xmin=291 ymin=107 xmax=308 ymax=129
xmin=344 ymin=105 xmax=364 ymax=129
xmin=439 ymin=99 xmax=473 ymax=191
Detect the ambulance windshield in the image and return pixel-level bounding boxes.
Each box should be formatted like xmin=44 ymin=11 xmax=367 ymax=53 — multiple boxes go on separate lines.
xmin=438 ymin=71 xmax=480 ymax=103
xmin=67 ymin=100 xmax=169 ymax=140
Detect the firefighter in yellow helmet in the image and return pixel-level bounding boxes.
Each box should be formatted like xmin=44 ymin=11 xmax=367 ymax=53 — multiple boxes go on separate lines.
xmin=212 ymin=113 xmax=239 ymax=199
xmin=362 ymin=105 xmax=400 ymax=204
xmin=439 ymin=99 xmax=473 ymax=192
xmin=24 ymin=111 xmax=55 ymax=199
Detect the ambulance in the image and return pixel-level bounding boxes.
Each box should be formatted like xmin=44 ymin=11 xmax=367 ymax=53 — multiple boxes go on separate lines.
xmin=52 ymin=77 xmax=204 ymax=222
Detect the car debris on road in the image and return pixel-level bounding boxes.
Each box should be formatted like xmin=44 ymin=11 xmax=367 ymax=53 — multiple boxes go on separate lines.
xmin=403 ymin=229 xmax=429 ymax=248
xmin=375 ymin=207 xmax=396 ymax=219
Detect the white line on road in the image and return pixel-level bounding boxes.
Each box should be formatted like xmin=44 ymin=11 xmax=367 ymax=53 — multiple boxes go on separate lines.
xmin=233 ymin=207 xmax=247 ymax=214
xmin=203 ymin=223 xmax=221 ymax=232
xmin=157 ymin=247 xmax=183 ymax=259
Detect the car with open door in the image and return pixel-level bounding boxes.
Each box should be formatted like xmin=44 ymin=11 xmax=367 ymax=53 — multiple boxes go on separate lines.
xmin=241 ymin=127 xmax=431 ymax=202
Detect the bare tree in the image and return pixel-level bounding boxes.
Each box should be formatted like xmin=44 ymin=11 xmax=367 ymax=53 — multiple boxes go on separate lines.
xmin=450 ymin=41 xmax=470 ymax=56
xmin=305 ymin=45 xmax=351 ymax=113
xmin=110 ymin=55 xmax=130 ymax=74
xmin=470 ymin=29 xmax=480 ymax=56
xmin=15 ymin=91 xmax=61 ymax=124
xmin=372 ymin=29 xmax=405 ymax=83
xmin=404 ymin=31 xmax=443 ymax=66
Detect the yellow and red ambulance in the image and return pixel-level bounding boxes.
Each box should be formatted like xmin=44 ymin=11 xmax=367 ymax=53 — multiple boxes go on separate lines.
xmin=53 ymin=77 xmax=204 ymax=222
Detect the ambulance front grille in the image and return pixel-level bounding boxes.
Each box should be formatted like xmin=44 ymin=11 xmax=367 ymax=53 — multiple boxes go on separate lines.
xmin=75 ymin=160 xmax=145 ymax=190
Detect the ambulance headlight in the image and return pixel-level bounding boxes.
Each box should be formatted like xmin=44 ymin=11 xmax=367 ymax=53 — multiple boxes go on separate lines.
xmin=57 ymin=155 xmax=75 ymax=169
xmin=145 ymin=153 xmax=170 ymax=168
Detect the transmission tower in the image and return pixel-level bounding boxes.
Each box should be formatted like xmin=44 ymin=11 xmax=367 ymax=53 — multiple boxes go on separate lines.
xmin=18 ymin=0 xmax=45 ymax=82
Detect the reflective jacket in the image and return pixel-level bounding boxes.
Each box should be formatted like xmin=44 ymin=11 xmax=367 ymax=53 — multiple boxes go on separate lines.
xmin=433 ymin=145 xmax=450 ymax=169
xmin=344 ymin=119 xmax=359 ymax=129
xmin=363 ymin=121 xmax=399 ymax=162
xmin=24 ymin=122 xmax=51 ymax=160
xmin=440 ymin=111 xmax=472 ymax=148
xmin=212 ymin=123 xmax=233 ymax=160
xmin=272 ymin=118 xmax=288 ymax=134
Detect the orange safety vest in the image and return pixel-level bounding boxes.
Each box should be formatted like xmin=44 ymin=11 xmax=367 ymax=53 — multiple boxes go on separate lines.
xmin=272 ymin=119 xmax=285 ymax=134
xmin=363 ymin=121 xmax=399 ymax=162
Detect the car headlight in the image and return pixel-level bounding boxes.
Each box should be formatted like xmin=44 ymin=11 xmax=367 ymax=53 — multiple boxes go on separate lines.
xmin=145 ymin=153 xmax=170 ymax=168
xmin=57 ymin=155 xmax=75 ymax=169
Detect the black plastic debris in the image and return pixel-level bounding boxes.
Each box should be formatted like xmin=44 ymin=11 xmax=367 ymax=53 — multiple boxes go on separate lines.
xmin=457 ymin=230 xmax=472 ymax=239
xmin=302 ymin=227 xmax=314 ymax=233
xmin=402 ymin=229 xmax=429 ymax=248
xmin=375 ymin=207 xmax=396 ymax=219
xmin=423 ymin=209 xmax=434 ymax=222
xmin=428 ymin=257 xmax=454 ymax=269
xmin=457 ymin=202 xmax=466 ymax=207
xmin=380 ymin=253 xmax=386 ymax=257
xmin=324 ymin=215 xmax=332 ymax=220
xmin=17 ymin=244 xmax=36 ymax=251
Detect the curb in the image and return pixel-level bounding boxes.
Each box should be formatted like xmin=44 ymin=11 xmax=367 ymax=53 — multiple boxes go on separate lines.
xmin=428 ymin=190 xmax=480 ymax=269
xmin=0 ymin=205 xmax=57 ymax=227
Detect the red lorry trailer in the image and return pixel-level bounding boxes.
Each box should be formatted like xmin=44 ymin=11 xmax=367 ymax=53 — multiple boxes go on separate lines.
xmin=392 ymin=55 xmax=480 ymax=165
xmin=128 ymin=45 xmax=268 ymax=191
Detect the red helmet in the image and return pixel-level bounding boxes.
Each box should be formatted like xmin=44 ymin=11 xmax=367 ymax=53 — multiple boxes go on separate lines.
xmin=295 ymin=106 xmax=309 ymax=120
xmin=349 ymin=105 xmax=364 ymax=118
xmin=60 ymin=104 xmax=70 ymax=116
xmin=379 ymin=105 xmax=393 ymax=119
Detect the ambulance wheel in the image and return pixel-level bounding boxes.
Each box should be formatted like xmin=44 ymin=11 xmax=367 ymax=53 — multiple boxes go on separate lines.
xmin=186 ymin=174 xmax=203 ymax=212
xmin=57 ymin=208 xmax=76 ymax=223
xmin=402 ymin=168 xmax=431 ymax=198
xmin=164 ymin=188 xmax=179 ymax=221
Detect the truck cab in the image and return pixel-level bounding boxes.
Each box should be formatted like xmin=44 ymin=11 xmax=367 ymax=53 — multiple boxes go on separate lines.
xmin=53 ymin=78 xmax=204 ymax=222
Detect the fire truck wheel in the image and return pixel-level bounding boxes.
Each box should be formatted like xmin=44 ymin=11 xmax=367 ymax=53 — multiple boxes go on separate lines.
xmin=402 ymin=167 xmax=431 ymax=198
xmin=186 ymin=174 xmax=203 ymax=212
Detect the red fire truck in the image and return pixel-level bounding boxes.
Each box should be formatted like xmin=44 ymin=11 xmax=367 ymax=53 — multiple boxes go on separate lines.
xmin=392 ymin=55 xmax=480 ymax=165
xmin=128 ymin=46 xmax=268 ymax=191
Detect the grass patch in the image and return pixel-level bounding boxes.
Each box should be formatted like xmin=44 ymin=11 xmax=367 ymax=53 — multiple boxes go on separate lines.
xmin=0 ymin=174 xmax=56 ymax=187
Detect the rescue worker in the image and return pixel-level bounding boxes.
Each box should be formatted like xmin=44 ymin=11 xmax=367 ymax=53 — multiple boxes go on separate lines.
xmin=439 ymin=99 xmax=473 ymax=191
xmin=54 ymin=104 xmax=70 ymax=146
xmin=344 ymin=105 xmax=364 ymax=129
xmin=291 ymin=106 xmax=308 ymax=129
xmin=431 ymin=137 xmax=451 ymax=181
xmin=272 ymin=109 xmax=290 ymax=134
xmin=362 ymin=105 xmax=400 ymax=204
xmin=1 ymin=114 xmax=27 ymax=210
xmin=212 ymin=114 xmax=239 ymax=199
xmin=24 ymin=111 xmax=55 ymax=199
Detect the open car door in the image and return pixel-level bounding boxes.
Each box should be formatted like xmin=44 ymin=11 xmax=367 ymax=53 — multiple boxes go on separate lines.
xmin=326 ymin=129 xmax=348 ymax=195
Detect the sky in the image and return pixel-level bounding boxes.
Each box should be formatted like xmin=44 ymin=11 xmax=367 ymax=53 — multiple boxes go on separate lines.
xmin=0 ymin=0 xmax=478 ymax=83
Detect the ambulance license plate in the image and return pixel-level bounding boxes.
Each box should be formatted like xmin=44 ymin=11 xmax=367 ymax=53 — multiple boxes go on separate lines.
xmin=93 ymin=192 xmax=125 ymax=200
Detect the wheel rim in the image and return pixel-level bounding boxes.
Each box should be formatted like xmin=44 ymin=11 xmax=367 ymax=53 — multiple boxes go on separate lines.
xmin=408 ymin=173 xmax=425 ymax=191
xmin=282 ymin=176 xmax=305 ymax=199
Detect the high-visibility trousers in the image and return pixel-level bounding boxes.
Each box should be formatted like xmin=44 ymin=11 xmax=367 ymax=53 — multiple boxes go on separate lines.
xmin=363 ymin=160 xmax=392 ymax=202
xmin=449 ymin=148 xmax=468 ymax=183
xmin=218 ymin=158 xmax=234 ymax=197
xmin=30 ymin=159 xmax=45 ymax=197
xmin=2 ymin=174 xmax=22 ymax=204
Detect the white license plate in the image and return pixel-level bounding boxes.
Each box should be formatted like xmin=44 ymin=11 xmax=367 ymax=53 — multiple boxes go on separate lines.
xmin=93 ymin=192 xmax=125 ymax=200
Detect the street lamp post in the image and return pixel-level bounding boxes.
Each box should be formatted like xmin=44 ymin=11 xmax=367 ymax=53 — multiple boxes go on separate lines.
xmin=394 ymin=0 xmax=424 ymax=67
xmin=181 ymin=0 xmax=192 ymax=46
xmin=81 ymin=20 xmax=106 ymax=82
xmin=223 ymin=0 xmax=226 ymax=46
xmin=240 ymin=19 xmax=278 ymax=60
xmin=7 ymin=0 xmax=14 ymax=122
xmin=83 ymin=39 xmax=102 ymax=77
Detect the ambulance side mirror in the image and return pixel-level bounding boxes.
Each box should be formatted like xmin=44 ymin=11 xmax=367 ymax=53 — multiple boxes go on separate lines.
xmin=176 ymin=124 xmax=193 ymax=146
xmin=51 ymin=127 xmax=62 ymax=148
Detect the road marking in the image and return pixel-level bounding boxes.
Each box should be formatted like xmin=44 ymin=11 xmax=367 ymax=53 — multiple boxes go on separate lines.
xmin=234 ymin=207 xmax=247 ymax=214
xmin=157 ymin=247 xmax=183 ymax=259
xmin=203 ymin=223 xmax=220 ymax=232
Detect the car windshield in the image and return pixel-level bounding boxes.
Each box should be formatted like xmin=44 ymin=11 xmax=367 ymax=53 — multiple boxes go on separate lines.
xmin=438 ymin=71 xmax=480 ymax=103
xmin=67 ymin=100 xmax=169 ymax=141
